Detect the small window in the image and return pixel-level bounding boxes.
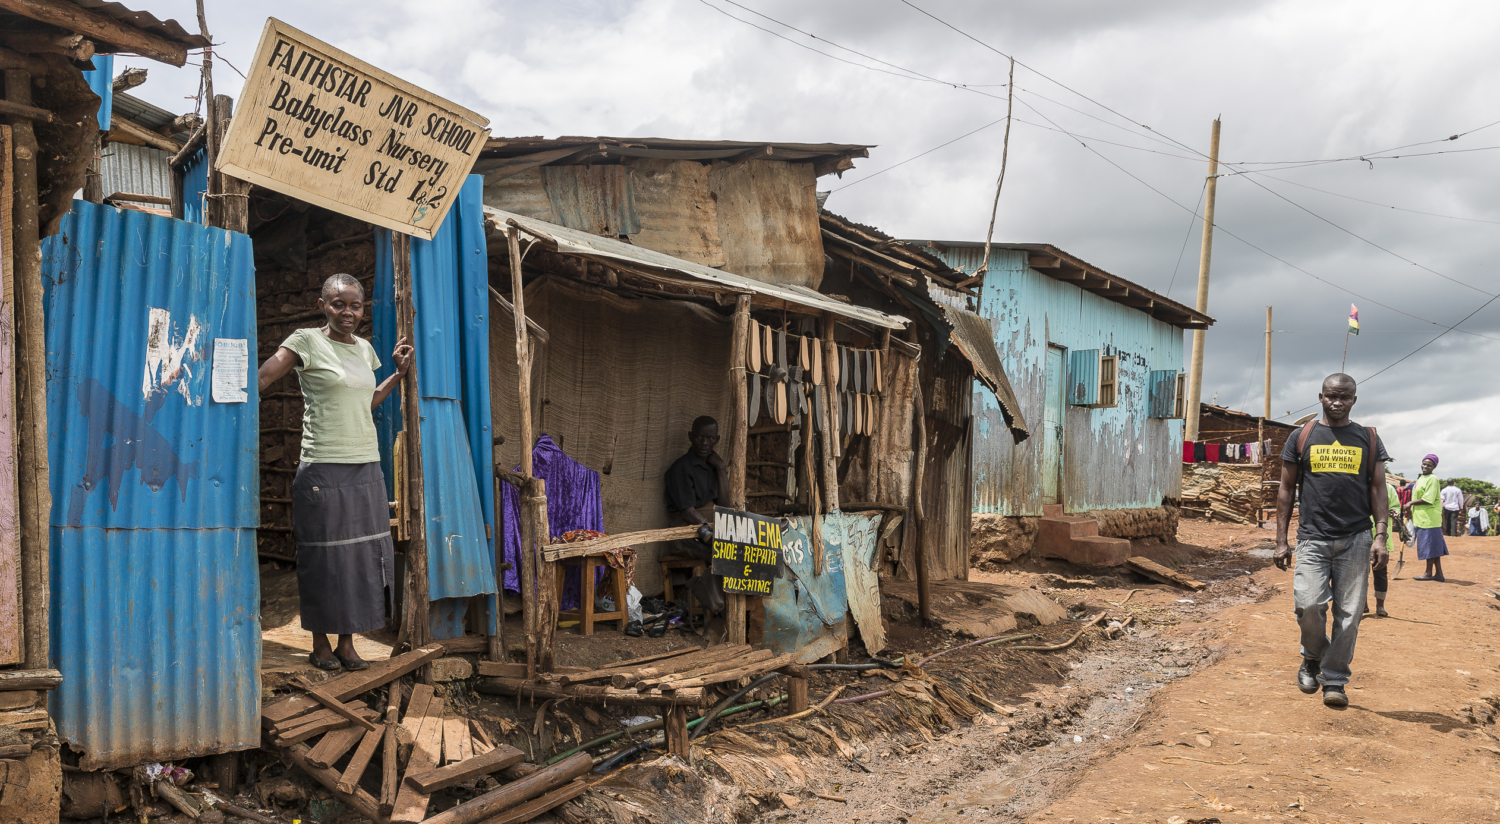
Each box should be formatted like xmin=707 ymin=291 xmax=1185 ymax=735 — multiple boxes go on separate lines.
xmin=1149 ymin=369 xmax=1185 ymax=418
xmin=1097 ymin=356 xmax=1118 ymax=408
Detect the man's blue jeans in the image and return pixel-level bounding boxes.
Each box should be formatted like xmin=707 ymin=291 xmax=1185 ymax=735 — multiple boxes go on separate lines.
xmin=1293 ymin=531 xmax=1371 ymax=687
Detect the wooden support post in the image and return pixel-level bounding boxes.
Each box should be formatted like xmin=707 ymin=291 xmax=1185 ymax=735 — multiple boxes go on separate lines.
xmin=788 ymin=676 xmax=809 ymax=714
xmin=81 ymin=130 xmax=101 ymax=203
xmin=379 ymin=705 xmax=398 ymax=816
xmin=910 ymin=361 xmax=930 ymax=627
xmin=819 ymin=313 xmax=841 ymax=511
xmin=664 ymin=704 xmax=690 ymax=759
xmin=506 ymin=227 xmax=542 ymax=676
xmin=531 ymin=478 xmax=557 ymax=671
xmin=393 ymin=231 xmax=431 ymax=674
xmin=726 ymin=295 xmax=750 ymax=646
xmin=6 ymin=68 xmax=49 ymax=670
xmin=211 ymin=95 xmax=249 ymax=234
xmin=210 ymin=752 xmax=239 ymax=798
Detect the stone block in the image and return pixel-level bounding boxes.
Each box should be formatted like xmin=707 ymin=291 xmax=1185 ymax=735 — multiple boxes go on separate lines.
xmin=430 ymin=657 xmax=473 ymax=683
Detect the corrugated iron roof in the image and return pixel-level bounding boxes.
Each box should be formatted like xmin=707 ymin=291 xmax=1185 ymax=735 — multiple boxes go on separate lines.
xmin=111 ymin=91 xmax=189 ymax=138
xmin=942 ymin=305 xmax=1028 ymax=442
xmin=0 ymin=1 xmax=208 ymax=67
xmin=66 ymin=0 xmax=209 ymax=47
xmin=484 ymin=206 xmax=910 ymax=330
xmin=909 ymin=239 xmax=1213 ymax=330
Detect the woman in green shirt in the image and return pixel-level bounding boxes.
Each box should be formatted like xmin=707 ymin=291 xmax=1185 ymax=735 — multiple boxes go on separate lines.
xmin=258 ymin=274 xmax=413 ymax=670
xmin=1409 ymin=454 xmax=1448 ymax=582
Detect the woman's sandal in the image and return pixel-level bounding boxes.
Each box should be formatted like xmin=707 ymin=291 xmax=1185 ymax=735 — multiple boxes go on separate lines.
xmin=335 ymin=652 xmax=370 ymax=671
xmin=308 ymin=652 xmax=341 ymax=671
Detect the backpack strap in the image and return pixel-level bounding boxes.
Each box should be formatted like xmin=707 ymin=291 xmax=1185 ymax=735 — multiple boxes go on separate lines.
xmin=1365 ymin=426 xmax=1377 ymax=479
xmin=1296 ymin=420 xmax=1317 ymax=458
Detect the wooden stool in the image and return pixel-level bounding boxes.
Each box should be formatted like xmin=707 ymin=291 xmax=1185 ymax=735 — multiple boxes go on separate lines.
xmin=556 ymin=555 xmax=629 ymax=636
xmin=660 ymin=558 xmax=707 ymax=616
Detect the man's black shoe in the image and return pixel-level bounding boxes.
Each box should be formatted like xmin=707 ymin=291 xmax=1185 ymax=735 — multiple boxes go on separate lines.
xmin=624 ymin=620 xmax=644 ymax=637
xmin=1297 ymin=658 xmax=1321 ymax=694
xmin=1323 ymin=685 xmax=1348 ymax=708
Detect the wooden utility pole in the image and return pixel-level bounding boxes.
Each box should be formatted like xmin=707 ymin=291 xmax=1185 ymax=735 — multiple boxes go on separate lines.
xmin=1183 ymin=118 xmax=1221 ymax=443
xmin=1259 ymin=306 xmax=1271 ymax=526
xmin=194 ymin=0 xmax=218 ymax=227
xmin=393 ymin=232 xmax=430 ymax=679
xmin=210 ymin=95 xmax=249 ymax=234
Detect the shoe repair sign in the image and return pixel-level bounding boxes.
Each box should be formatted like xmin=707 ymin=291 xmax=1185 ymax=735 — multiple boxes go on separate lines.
xmin=711 ymin=510 xmax=784 ymax=595
xmin=217 ymin=18 xmax=490 ymax=240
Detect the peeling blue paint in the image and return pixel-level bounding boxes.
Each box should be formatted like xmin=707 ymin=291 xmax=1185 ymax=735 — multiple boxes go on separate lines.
xmin=966 ymin=250 xmax=1184 ymax=515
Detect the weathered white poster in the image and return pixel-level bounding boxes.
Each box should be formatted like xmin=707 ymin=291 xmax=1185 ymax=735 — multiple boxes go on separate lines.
xmin=216 ymin=18 xmax=491 ymax=239
xmin=211 ymin=338 xmax=249 ymax=403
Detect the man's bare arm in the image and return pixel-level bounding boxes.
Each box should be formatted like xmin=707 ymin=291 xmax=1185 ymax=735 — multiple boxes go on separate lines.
xmin=1274 ymin=461 xmax=1299 ymax=570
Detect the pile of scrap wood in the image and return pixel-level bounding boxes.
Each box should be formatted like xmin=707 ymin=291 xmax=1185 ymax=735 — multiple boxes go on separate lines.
xmin=1180 ymin=463 xmax=1262 ymax=524
xmin=262 ymin=645 xmax=589 ymax=824
xmin=476 ymin=643 xmax=813 ymax=757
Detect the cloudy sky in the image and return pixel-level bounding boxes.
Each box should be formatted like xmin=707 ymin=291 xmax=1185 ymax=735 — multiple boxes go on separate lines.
xmin=133 ymin=0 xmax=1500 ymax=480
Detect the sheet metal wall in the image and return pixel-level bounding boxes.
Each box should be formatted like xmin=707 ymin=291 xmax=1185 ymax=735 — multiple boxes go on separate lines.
xmin=922 ymin=351 xmax=974 ymax=578
xmin=374 ymin=176 xmax=497 ymax=619
xmin=100 ymin=142 xmax=174 ymax=201
xmin=42 ymin=201 xmax=260 ymax=768
xmin=970 ymin=250 xmax=1183 ymax=515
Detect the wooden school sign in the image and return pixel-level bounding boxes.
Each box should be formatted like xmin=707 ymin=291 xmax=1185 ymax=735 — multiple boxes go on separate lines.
xmin=711 ymin=509 xmax=783 ymax=596
xmin=217 ymin=19 xmax=491 ymax=240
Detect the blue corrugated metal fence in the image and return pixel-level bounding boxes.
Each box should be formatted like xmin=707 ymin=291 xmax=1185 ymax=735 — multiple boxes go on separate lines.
xmin=43 ymin=200 xmax=260 ymax=769
xmin=374 ymin=176 xmax=496 ymax=639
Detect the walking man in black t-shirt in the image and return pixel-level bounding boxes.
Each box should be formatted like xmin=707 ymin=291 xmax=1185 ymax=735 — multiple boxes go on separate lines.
xmin=1274 ymin=373 xmax=1391 ymax=709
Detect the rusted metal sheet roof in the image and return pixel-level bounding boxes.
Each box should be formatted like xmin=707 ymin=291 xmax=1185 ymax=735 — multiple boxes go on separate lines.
xmin=42 ymin=200 xmax=260 ymax=768
xmin=942 ymin=304 xmax=1028 ymax=442
xmin=910 ymin=239 xmax=1213 ymax=330
xmin=65 ymin=0 xmax=209 ymax=47
xmin=0 ymin=1 xmax=208 ymax=66
xmin=484 ymin=206 xmax=909 ymax=330
xmin=484 ymin=136 xmax=872 ymax=165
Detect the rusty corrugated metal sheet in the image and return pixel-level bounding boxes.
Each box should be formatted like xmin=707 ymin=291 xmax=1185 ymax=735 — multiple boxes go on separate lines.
xmin=972 ymin=250 xmax=1184 ymax=516
xmin=761 ymin=514 xmax=884 ymax=656
xmin=941 ymin=304 xmax=1027 ymax=442
xmin=541 ymin=165 xmax=640 ymax=236
xmin=922 ymin=351 xmax=974 ymax=579
xmin=62 ymin=0 xmax=210 ymax=48
xmin=42 ymin=200 xmax=260 ymax=769
xmin=101 ymin=142 xmax=173 ymax=201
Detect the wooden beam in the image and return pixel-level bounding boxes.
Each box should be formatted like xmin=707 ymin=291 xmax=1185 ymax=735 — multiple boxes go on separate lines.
xmin=727 ymin=295 xmax=750 ymax=646
xmin=419 ymin=753 xmax=592 ymax=824
xmin=111 ymin=66 xmax=146 ymax=93
xmin=0 ymin=0 xmax=190 ymax=66
xmin=541 ymin=525 xmax=696 ymax=562
xmin=0 ymin=98 xmax=50 ymax=124
xmin=0 ymin=32 xmax=92 ymax=61
xmin=393 ymin=231 xmax=432 ymax=677
xmin=283 ymin=742 xmax=384 ymax=823
xmin=109 ymin=113 xmax=178 ymax=152
xmin=1027 ymin=254 xmax=1062 ymax=269
xmin=390 ymin=696 xmax=445 ymax=823
xmin=487 ymin=285 xmax=548 ymax=345
xmin=0 ymin=669 xmax=60 ymax=691
xmin=404 ymin=745 xmax=524 ymax=793
xmin=160 ymin=112 xmax=200 ymax=137
xmin=294 ymin=676 xmax=378 ymax=732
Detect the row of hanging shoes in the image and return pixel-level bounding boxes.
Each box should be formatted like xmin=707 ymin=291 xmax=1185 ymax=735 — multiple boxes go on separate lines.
xmin=745 ymin=318 xmax=883 ymax=437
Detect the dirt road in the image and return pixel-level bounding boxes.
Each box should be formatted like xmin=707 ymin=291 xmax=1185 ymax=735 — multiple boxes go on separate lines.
xmin=772 ymin=527 xmax=1500 ymax=824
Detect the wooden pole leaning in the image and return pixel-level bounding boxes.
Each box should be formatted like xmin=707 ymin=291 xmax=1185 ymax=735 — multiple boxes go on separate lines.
xmin=393 ymin=231 xmax=431 ymax=678
xmin=819 ymin=313 xmax=841 ymax=513
xmin=725 ymin=295 xmax=750 ymax=646
xmin=6 ymin=68 xmax=49 ymax=669
xmin=1183 ymin=118 xmax=1221 ymax=443
xmin=506 ymin=226 xmax=551 ymax=674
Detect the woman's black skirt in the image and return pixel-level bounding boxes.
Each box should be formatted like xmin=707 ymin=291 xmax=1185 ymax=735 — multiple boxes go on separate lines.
xmin=292 ymin=461 xmax=395 ymax=635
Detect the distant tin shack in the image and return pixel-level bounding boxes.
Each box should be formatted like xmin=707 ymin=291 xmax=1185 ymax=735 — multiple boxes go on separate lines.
xmin=1185 ymin=404 xmax=1296 ymax=524
xmin=911 ymin=240 xmax=1212 ymax=567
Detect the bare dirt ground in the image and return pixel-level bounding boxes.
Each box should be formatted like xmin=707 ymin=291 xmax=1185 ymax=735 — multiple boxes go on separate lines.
xmin=751 ymin=524 xmax=1500 ymax=824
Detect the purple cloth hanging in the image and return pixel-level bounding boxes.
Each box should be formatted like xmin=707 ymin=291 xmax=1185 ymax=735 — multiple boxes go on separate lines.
xmin=500 ymin=434 xmax=606 ymax=610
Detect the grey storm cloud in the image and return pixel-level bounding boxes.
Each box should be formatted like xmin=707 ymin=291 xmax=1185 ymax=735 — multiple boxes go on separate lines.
xmin=134 ymin=0 xmax=1500 ymax=479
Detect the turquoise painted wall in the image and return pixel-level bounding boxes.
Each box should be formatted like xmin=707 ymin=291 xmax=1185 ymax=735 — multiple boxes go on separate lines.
xmin=968 ymin=250 xmax=1184 ymax=515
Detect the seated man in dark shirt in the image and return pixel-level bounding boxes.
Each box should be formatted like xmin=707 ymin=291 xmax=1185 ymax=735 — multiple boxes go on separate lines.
xmin=664 ymin=415 xmax=731 ymax=560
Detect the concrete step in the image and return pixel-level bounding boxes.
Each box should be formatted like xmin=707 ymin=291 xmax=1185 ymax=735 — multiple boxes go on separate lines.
xmin=1036 ymin=515 xmax=1099 ymax=560
xmin=1059 ymin=536 xmax=1133 ymax=567
xmin=1042 ymin=504 xmax=1064 ymax=517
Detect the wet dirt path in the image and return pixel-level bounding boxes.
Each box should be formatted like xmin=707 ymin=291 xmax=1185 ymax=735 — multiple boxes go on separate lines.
xmin=768 ymin=531 xmax=1500 ymax=824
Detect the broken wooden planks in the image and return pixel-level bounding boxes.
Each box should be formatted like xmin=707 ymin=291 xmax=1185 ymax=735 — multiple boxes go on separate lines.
xmin=472 ymin=779 xmax=589 ymax=824
xmin=284 ymin=742 xmax=385 ymax=822
xmin=296 ymin=675 xmax=379 ymax=732
xmin=262 ymin=644 xmax=444 ymax=729
xmin=305 ymin=723 xmax=367 ymax=769
xmin=1126 ymin=556 xmax=1206 ymax=591
xmin=390 ymin=695 xmax=446 ymax=823
xmin=442 ymin=712 xmax=471 ymax=764
xmin=405 ymin=744 xmax=525 ymax=793
xmin=273 ymin=705 xmax=380 ymax=747
xmin=380 ymin=707 xmax=399 ymax=816
xmin=420 ymin=752 xmax=592 ymax=824
xmin=634 ymin=648 xmax=774 ymax=690
xmin=336 ymin=724 xmax=384 ymax=795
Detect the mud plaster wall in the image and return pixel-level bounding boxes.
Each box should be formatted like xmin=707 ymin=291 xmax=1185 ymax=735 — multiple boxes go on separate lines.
xmin=972 ymin=250 xmax=1184 ymax=516
xmin=970 ymin=506 xmax=1176 ymax=567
